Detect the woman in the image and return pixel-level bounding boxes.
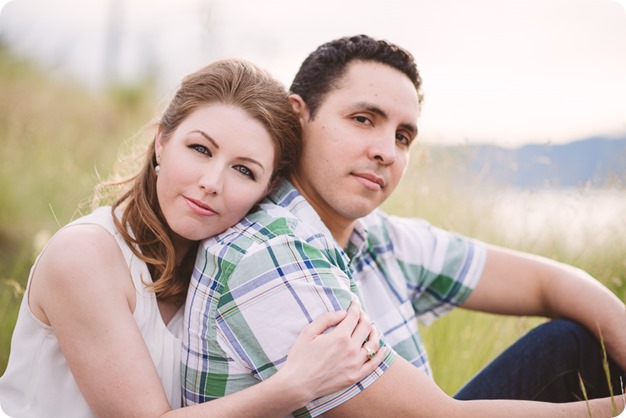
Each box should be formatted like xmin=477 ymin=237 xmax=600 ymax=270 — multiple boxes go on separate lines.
xmin=0 ymin=59 xmax=383 ymax=417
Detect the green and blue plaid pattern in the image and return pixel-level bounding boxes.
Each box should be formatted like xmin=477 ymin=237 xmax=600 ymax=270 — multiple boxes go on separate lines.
xmin=183 ymin=180 xmax=485 ymax=416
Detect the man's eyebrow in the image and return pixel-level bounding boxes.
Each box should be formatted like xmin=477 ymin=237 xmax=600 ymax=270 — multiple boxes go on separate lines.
xmin=349 ymin=101 xmax=388 ymax=118
xmin=402 ymin=123 xmax=418 ymax=140
xmin=191 ymin=129 xmax=266 ymax=171
xmin=349 ymin=102 xmax=418 ymax=139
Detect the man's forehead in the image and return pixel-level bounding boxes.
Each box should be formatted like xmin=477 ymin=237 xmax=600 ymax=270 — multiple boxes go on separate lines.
xmin=340 ymin=60 xmax=412 ymax=86
xmin=329 ymin=63 xmax=420 ymax=128
xmin=330 ymin=61 xmax=418 ymax=104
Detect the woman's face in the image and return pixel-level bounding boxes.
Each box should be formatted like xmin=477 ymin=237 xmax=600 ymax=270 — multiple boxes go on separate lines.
xmin=155 ymin=103 xmax=275 ymax=245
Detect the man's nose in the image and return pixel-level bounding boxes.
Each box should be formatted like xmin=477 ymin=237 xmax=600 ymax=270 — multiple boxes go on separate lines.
xmin=369 ymin=133 xmax=397 ymax=165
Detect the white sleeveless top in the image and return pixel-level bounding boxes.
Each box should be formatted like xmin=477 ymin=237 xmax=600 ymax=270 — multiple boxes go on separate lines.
xmin=0 ymin=207 xmax=183 ymax=417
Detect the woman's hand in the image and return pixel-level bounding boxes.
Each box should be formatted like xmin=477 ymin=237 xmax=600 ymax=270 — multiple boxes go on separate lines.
xmin=276 ymin=300 xmax=386 ymax=404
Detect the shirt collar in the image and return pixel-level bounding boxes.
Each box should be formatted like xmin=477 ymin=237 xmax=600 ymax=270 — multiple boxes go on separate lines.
xmin=268 ymin=179 xmax=371 ymax=260
xmin=345 ymin=218 xmax=369 ymax=260
xmin=266 ymin=179 xmax=336 ymax=242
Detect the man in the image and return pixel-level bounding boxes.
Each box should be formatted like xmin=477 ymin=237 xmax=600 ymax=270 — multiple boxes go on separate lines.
xmin=183 ymin=35 xmax=626 ymax=417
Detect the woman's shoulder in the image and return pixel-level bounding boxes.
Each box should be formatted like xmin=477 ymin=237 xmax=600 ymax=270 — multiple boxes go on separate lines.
xmin=46 ymin=221 xmax=119 ymax=262
xmin=42 ymin=206 xmax=124 ymax=270
xmin=29 ymin=210 xmax=134 ymax=323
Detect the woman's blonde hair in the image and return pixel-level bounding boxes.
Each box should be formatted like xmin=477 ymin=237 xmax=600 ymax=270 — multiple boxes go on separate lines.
xmin=105 ymin=59 xmax=301 ymax=304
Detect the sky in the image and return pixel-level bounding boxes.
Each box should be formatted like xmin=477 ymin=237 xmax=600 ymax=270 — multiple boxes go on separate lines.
xmin=1 ymin=0 xmax=625 ymax=147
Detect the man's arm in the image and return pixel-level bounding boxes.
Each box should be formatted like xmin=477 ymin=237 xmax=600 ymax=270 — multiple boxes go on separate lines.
xmin=325 ymin=355 xmax=624 ymax=418
xmin=184 ymin=233 xmax=396 ymax=415
xmin=462 ymin=244 xmax=626 ymax=370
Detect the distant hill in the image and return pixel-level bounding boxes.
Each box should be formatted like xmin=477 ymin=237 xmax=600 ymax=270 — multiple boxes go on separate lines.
xmin=423 ymin=136 xmax=626 ymax=189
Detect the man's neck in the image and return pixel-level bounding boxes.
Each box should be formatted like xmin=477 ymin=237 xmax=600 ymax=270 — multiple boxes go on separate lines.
xmin=289 ymin=177 xmax=356 ymax=248
xmin=317 ymin=210 xmax=355 ymax=249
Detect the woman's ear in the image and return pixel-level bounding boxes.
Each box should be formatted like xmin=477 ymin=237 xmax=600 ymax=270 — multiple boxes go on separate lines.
xmin=265 ymin=176 xmax=282 ymax=197
xmin=154 ymin=128 xmax=164 ymax=163
xmin=289 ymin=94 xmax=309 ymax=126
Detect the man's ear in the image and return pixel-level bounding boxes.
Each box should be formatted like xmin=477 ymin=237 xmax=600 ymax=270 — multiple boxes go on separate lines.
xmin=289 ymin=94 xmax=309 ymax=126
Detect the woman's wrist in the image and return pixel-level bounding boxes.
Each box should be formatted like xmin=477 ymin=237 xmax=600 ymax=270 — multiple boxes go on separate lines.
xmin=269 ymin=365 xmax=314 ymax=411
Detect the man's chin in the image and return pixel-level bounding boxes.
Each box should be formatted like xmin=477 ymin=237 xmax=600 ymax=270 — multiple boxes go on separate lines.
xmin=338 ymin=200 xmax=381 ymax=220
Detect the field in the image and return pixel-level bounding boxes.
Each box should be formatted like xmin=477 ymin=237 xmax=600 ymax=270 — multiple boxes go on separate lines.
xmin=386 ymin=150 xmax=626 ymax=393
xmin=1 ymin=45 xmax=624 ymax=396
xmin=0 ymin=45 xmax=155 ymax=375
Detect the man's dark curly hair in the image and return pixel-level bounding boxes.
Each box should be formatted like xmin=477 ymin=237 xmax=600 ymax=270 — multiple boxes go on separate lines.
xmin=290 ymin=34 xmax=424 ymax=118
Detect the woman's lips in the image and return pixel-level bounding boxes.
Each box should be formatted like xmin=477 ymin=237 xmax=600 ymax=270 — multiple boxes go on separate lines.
xmin=183 ymin=196 xmax=217 ymax=216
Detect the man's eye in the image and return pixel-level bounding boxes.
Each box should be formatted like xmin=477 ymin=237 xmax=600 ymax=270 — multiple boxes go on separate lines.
xmin=354 ymin=115 xmax=372 ymax=125
xmin=396 ymin=134 xmax=410 ymax=146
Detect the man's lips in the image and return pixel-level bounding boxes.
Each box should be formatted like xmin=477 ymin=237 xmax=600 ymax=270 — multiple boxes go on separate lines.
xmin=352 ymin=172 xmax=385 ymax=190
xmin=183 ymin=196 xmax=217 ymax=216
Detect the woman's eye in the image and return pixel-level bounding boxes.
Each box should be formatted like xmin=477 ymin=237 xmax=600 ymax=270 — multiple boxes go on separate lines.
xmin=234 ymin=165 xmax=255 ymax=180
xmin=191 ymin=144 xmax=211 ymax=156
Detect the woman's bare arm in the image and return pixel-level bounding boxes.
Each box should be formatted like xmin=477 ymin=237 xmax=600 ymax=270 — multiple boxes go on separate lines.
xmin=30 ymin=225 xmax=382 ymax=417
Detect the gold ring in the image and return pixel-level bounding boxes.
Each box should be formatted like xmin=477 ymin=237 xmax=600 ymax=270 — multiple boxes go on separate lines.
xmin=362 ymin=345 xmax=376 ymax=360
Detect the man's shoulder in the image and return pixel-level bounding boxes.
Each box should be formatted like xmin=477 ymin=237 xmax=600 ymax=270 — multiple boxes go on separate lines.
xmin=359 ymin=210 xmax=438 ymax=253
xmin=201 ymin=201 xmax=332 ymax=259
xmin=362 ymin=209 xmax=430 ymax=229
xmin=196 ymin=200 xmax=350 ymax=290
xmin=202 ymin=203 xmax=288 ymax=245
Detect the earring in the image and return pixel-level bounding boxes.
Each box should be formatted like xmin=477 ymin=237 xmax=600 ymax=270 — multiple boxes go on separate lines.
xmin=155 ymin=153 xmax=161 ymax=175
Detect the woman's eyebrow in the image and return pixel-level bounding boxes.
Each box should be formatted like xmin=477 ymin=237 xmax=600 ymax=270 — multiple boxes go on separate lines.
xmin=191 ymin=129 xmax=266 ymax=172
xmin=191 ymin=130 xmax=219 ymax=148
xmin=239 ymin=156 xmax=266 ymax=172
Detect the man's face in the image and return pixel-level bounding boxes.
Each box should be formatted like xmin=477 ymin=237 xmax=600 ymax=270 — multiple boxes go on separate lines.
xmin=291 ymin=60 xmax=420 ymax=232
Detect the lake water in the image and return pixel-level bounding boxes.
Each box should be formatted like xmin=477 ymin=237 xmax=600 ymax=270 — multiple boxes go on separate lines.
xmin=481 ymin=188 xmax=626 ymax=253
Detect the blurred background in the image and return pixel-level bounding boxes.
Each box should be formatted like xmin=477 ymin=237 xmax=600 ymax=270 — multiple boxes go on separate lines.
xmin=2 ymin=0 xmax=626 ymax=145
xmin=1 ymin=0 xmax=625 ymax=395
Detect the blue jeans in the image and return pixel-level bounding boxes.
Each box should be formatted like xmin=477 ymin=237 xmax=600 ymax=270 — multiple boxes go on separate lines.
xmin=454 ymin=319 xmax=626 ymax=402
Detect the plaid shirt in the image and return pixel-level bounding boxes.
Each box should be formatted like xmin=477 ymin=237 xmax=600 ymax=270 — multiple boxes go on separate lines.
xmin=183 ymin=180 xmax=485 ymax=416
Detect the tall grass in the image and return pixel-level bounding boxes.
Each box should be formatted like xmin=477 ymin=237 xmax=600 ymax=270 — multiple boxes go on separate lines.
xmin=0 ymin=45 xmax=155 ymax=373
xmin=1 ymin=45 xmax=624 ymax=399
xmin=382 ymin=147 xmax=626 ymax=394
